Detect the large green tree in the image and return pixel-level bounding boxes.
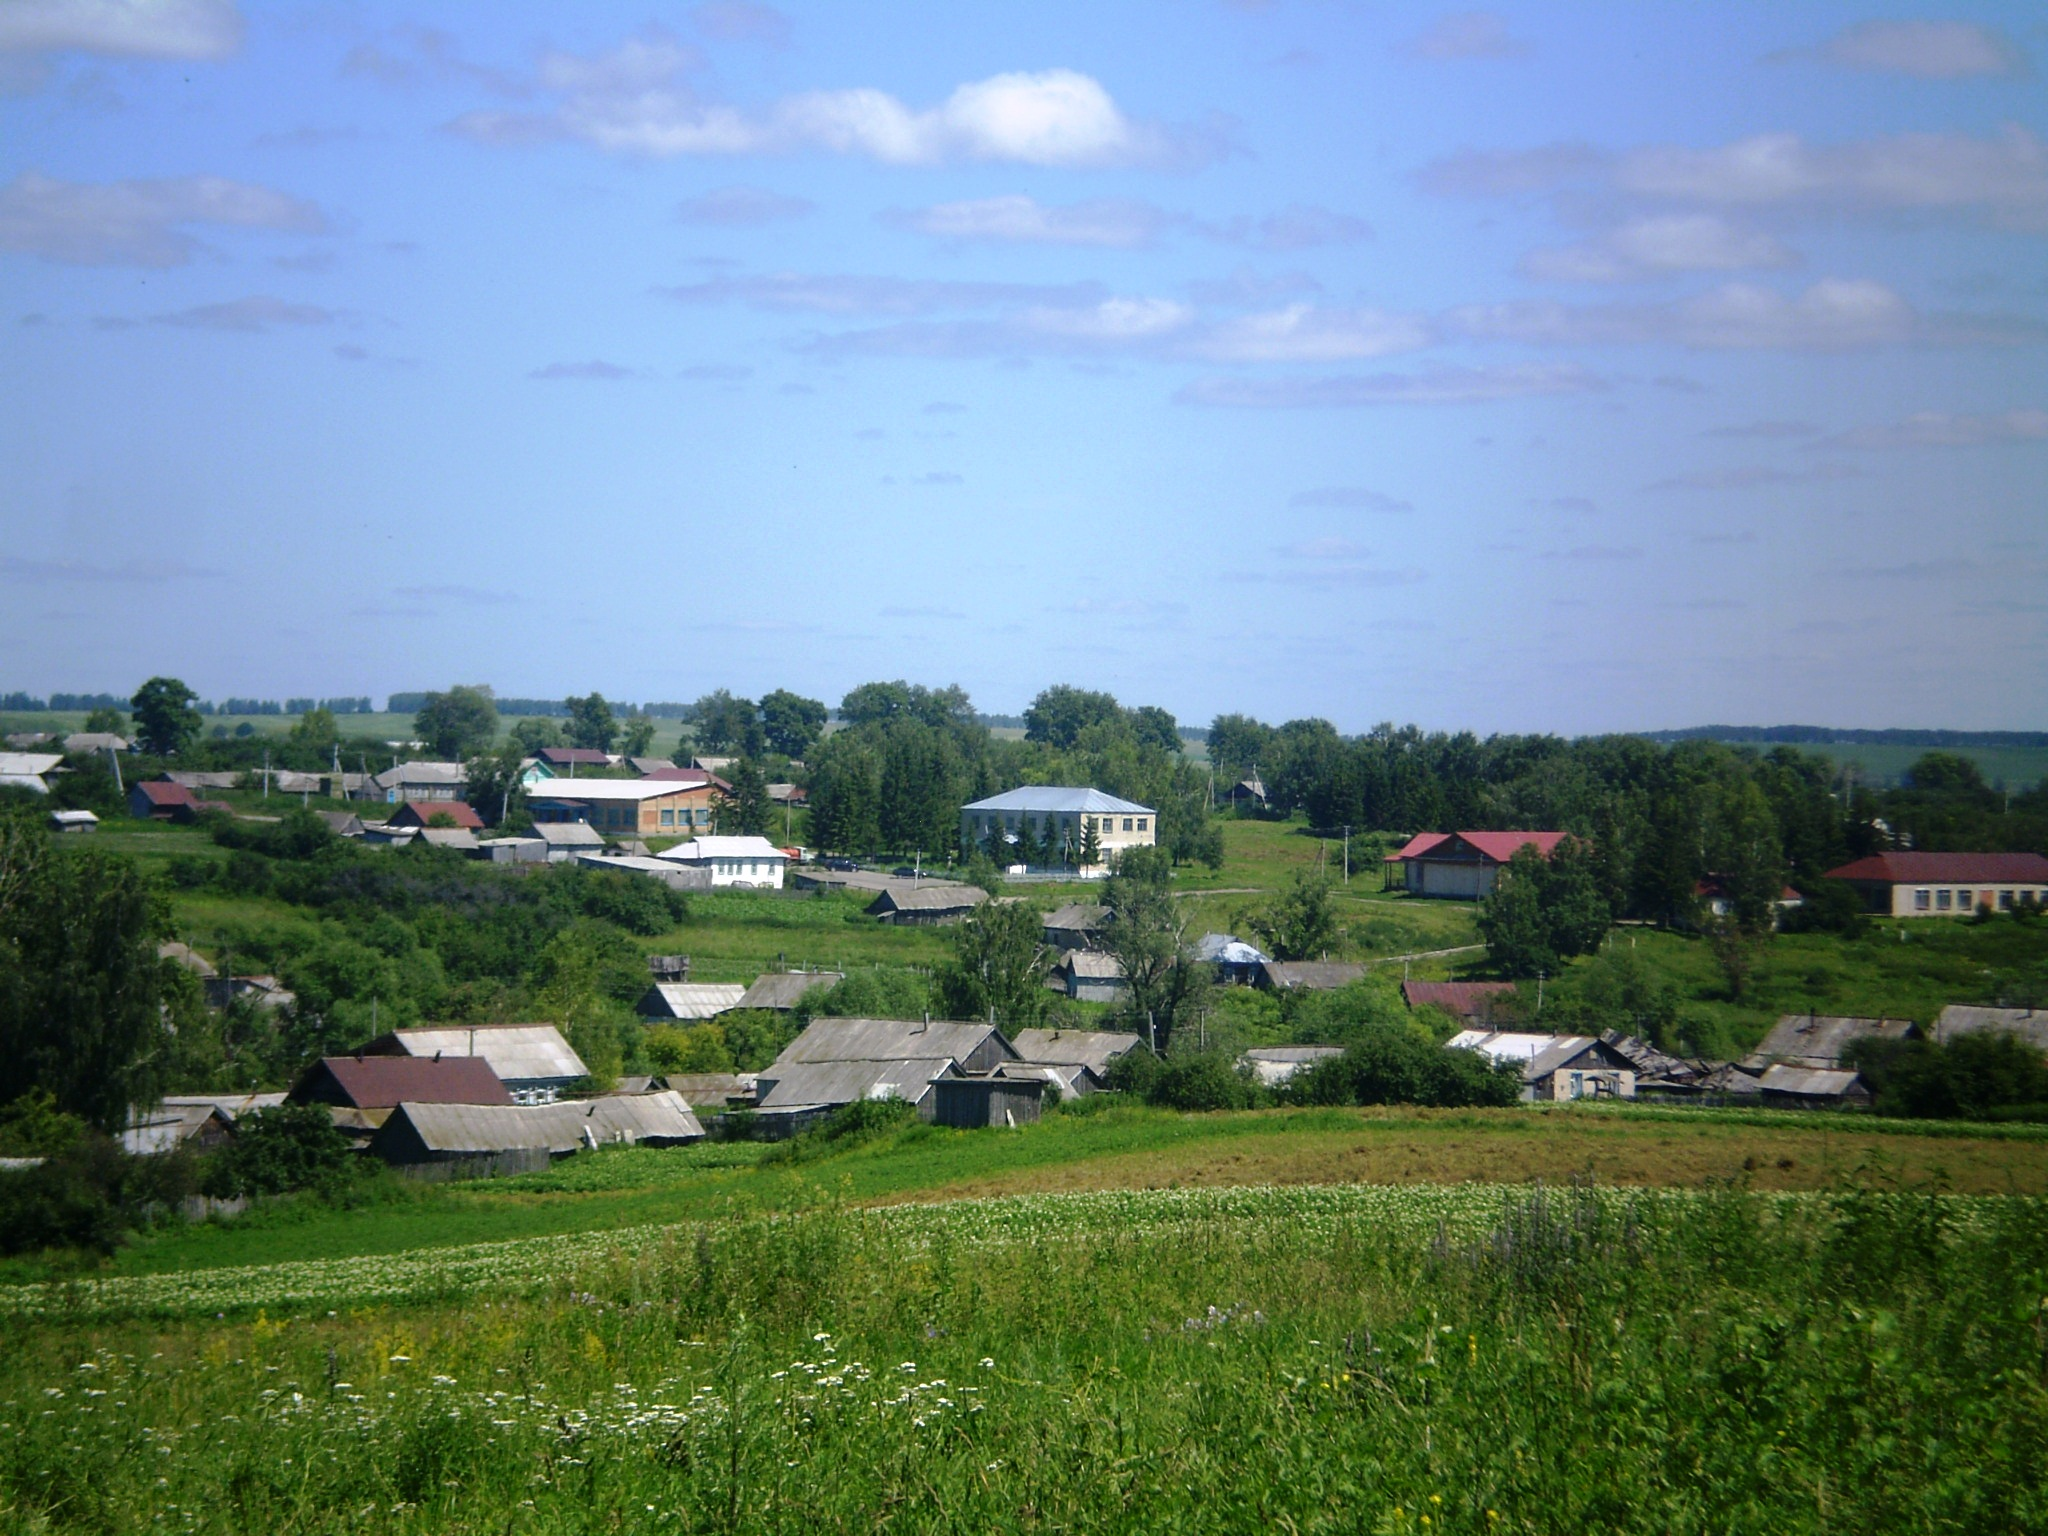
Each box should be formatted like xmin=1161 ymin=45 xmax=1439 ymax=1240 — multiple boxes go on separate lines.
xmin=1477 ymin=837 xmax=1611 ymax=979
xmin=760 ymin=688 xmax=828 ymax=758
xmin=0 ymin=826 xmax=171 ymax=1131
xmin=1249 ymin=870 xmax=1340 ymax=961
xmin=129 ymin=676 xmax=202 ymax=757
xmin=691 ymin=690 xmax=763 ymax=756
xmin=935 ymin=901 xmax=1050 ymax=1029
xmin=414 ymin=685 xmax=499 ymax=760
xmin=716 ymin=760 xmax=774 ymax=837
xmin=564 ymin=693 xmax=618 ymax=753
xmin=1100 ymin=846 xmax=1208 ymax=1052
xmin=1023 ymin=685 xmax=1124 ymax=750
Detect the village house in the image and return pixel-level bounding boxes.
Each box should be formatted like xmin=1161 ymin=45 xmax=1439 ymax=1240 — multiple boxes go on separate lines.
xmin=0 ymin=751 xmax=63 ymax=794
xmin=368 ymin=1092 xmax=705 ymax=1173
xmin=533 ymin=778 xmax=719 ymax=838
xmin=1256 ymin=960 xmax=1369 ymax=992
xmin=129 ymin=779 xmax=196 ymax=820
xmin=1448 ymin=1030 xmax=1638 ymax=1101
xmin=1052 ymin=950 xmax=1128 ymax=1002
xmin=387 ymin=799 xmax=486 ymax=831
xmin=356 ymin=1022 xmax=588 ymax=1102
xmin=287 ymin=1055 xmax=513 ymax=1112
xmin=1403 ymin=979 xmax=1520 ymax=1027
xmin=749 ymin=1017 xmax=1022 ymax=1130
xmin=1823 ymin=851 xmax=2048 ymax=917
xmin=1240 ymin=1045 xmax=1346 ymax=1088
xmin=60 ymin=731 xmax=129 ymax=754
xmin=1388 ymin=831 xmax=1569 ymax=899
xmin=867 ymin=883 xmax=987 ymax=925
xmin=1932 ymin=1004 xmax=2048 ymax=1056
xmin=657 ymin=834 xmax=789 ymax=888
xmin=361 ymin=761 xmax=468 ymax=803
xmin=735 ymin=971 xmax=843 ymax=1012
xmin=1756 ymin=1064 xmax=1871 ymax=1109
xmin=1042 ymin=902 xmax=1109 ymax=951
xmin=637 ymin=982 xmax=747 ymax=1021
xmin=532 ymin=746 xmax=612 ymax=774
xmin=1007 ymin=1027 xmax=1142 ymax=1093
xmin=1743 ymin=1013 xmax=1916 ymax=1072
xmin=959 ymin=786 xmax=1156 ymax=870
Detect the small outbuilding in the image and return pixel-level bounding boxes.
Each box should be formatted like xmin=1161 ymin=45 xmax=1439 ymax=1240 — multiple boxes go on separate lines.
xmin=735 ymin=971 xmax=843 ymax=1012
xmin=932 ymin=1075 xmax=1043 ymax=1128
xmin=867 ymin=883 xmax=988 ymax=926
xmin=638 ymin=982 xmax=747 ymax=1021
xmin=130 ymin=780 xmax=196 ymax=820
xmin=1052 ymin=950 xmax=1128 ymax=1002
xmin=48 ymin=809 xmax=98 ymax=833
xmin=1756 ymin=1064 xmax=1870 ymax=1109
xmin=1042 ymin=902 xmax=1109 ymax=952
xmin=1240 ymin=1045 xmax=1346 ymax=1088
xmin=1257 ymin=960 xmax=1369 ymax=992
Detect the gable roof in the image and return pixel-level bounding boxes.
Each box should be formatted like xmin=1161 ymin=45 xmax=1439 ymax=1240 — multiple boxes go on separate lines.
xmin=372 ymin=1092 xmax=703 ymax=1155
xmin=389 ymin=799 xmax=484 ymax=829
xmin=133 ymin=780 xmax=196 ymax=807
xmin=293 ymin=1055 xmax=511 ymax=1109
xmin=0 ymin=752 xmax=63 ymax=778
xmin=638 ymin=982 xmax=747 ymax=1020
xmin=1043 ymin=902 xmax=1110 ymax=932
xmin=772 ymin=1017 xmax=1016 ymax=1068
xmin=61 ymin=733 xmax=128 ymax=752
xmin=868 ymin=884 xmax=988 ymax=914
xmin=532 ymin=821 xmax=607 ymax=846
xmin=963 ymin=786 xmax=1154 ymax=816
xmin=1402 ymin=980 xmax=1519 ymax=1019
xmin=736 ymin=971 xmax=843 ymax=1011
xmin=1745 ymin=1014 xmax=1915 ymax=1071
xmin=658 ymin=835 xmax=788 ymax=862
xmin=1009 ymin=1028 xmax=1144 ymax=1073
xmin=754 ymin=1058 xmax=957 ymax=1111
xmin=1933 ymin=1005 xmax=2048 ymax=1053
xmin=1384 ymin=831 xmax=1450 ymax=863
xmin=1060 ymin=951 xmax=1126 ymax=980
xmin=536 ymin=746 xmax=612 ymax=766
xmin=418 ymin=827 xmax=481 ymax=850
xmin=372 ymin=761 xmax=466 ymax=788
xmin=1824 ymin=851 xmax=2048 ymax=885
xmin=1757 ymin=1064 xmax=1865 ymax=1099
xmin=1448 ymin=1030 xmax=1630 ymax=1081
xmin=359 ymin=1023 xmax=588 ymax=1083
xmin=1434 ymin=831 xmax=1570 ymax=864
xmin=1258 ymin=960 xmax=1369 ymax=991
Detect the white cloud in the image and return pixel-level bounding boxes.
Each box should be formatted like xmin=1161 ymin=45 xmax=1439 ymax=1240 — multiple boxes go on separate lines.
xmin=677 ymin=185 xmax=813 ymax=225
xmin=0 ymin=171 xmax=325 ymax=266
xmin=451 ymin=42 xmax=1172 ymax=167
xmin=661 ymin=271 xmax=1105 ymax=315
xmin=1402 ymin=12 xmax=1531 ymax=61
xmin=1021 ymin=297 xmax=1193 ymax=342
xmin=1814 ymin=408 xmax=2048 ymax=450
xmin=1423 ymin=127 xmax=2048 ymax=232
xmin=1188 ymin=303 xmax=1431 ymax=362
xmin=1643 ymin=463 xmax=1862 ymax=492
xmin=530 ymin=359 xmax=637 ymax=380
xmin=137 ymin=295 xmax=336 ymax=332
xmin=1522 ymin=214 xmax=1797 ymax=282
xmin=0 ymin=0 xmax=239 ymax=58
xmin=1451 ymin=279 xmax=1926 ymax=349
xmin=1289 ymin=487 xmax=1412 ymax=511
xmin=1203 ymin=203 xmax=1371 ymax=250
xmin=1177 ymin=364 xmax=1604 ymax=408
xmin=889 ymin=194 xmax=1171 ymax=248
xmin=1797 ymin=20 xmax=2026 ymax=79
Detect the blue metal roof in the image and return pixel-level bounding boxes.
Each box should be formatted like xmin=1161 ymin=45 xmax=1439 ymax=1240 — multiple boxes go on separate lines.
xmin=962 ymin=786 xmax=1154 ymax=815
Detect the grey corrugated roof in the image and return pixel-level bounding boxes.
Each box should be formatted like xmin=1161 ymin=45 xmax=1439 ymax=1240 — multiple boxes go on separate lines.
xmin=1757 ymin=1064 xmax=1864 ymax=1098
xmin=376 ymin=1092 xmax=703 ymax=1154
xmin=755 ymin=1058 xmax=957 ymax=1110
xmin=1009 ymin=1028 xmax=1143 ymax=1072
xmin=640 ymin=982 xmax=747 ymax=1020
xmin=773 ymin=1017 xmax=1013 ymax=1067
xmin=996 ymin=1061 xmax=1100 ymax=1096
xmin=1062 ymin=952 xmax=1126 ymax=980
xmin=418 ymin=827 xmax=480 ymax=850
xmin=1746 ymin=1014 xmax=1915 ymax=1071
xmin=1933 ymin=1005 xmax=2048 ymax=1052
xmin=737 ymin=971 xmax=843 ymax=1010
xmin=964 ymin=786 xmax=1154 ymax=815
xmin=870 ymin=885 xmax=988 ymax=913
xmin=161 ymin=1092 xmax=287 ymax=1118
xmin=1043 ymin=903 xmax=1110 ymax=931
xmin=533 ymin=822 xmax=607 ymax=846
xmin=373 ymin=1024 xmax=588 ymax=1083
xmin=1258 ymin=961 xmax=1369 ymax=990
xmin=373 ymin=761 xmax=466 ymax=788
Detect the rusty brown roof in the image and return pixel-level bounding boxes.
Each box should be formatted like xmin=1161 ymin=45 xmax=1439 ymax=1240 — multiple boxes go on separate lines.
xmin=293 ymin=1055 xmax=512 ymax=1109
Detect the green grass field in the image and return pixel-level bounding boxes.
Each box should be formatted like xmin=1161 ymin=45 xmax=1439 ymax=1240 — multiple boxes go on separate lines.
xmin=4 ymin=1152 xmax=2045 ymax=1530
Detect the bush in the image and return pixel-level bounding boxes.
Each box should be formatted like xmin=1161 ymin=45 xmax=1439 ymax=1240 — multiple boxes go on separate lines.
xmin=0 ymin=1089 xmax=93 ymax=1157
xmin=1105 ymin=1049 xmax=1260 ymax=1111
xmin=1280 ymin=1026 xmax=1523 ymax=1109
xmin=1847 ymin=1032 xmax=2048 ymax=1121
xmin=0 ymin=1140 xmax=132 ymax=1257
xmin=204 ymin=1104 xmax=358 ymax=1198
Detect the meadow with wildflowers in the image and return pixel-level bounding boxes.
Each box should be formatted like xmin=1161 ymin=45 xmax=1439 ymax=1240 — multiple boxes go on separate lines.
xmin=3 ymin=1179 xmax=2045 ymax=1533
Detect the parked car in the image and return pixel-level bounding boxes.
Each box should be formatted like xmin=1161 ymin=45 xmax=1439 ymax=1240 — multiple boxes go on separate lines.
xmin=892 ymin=866 xmax=919 ymax=878
xmin=821 ymin=856 xmax=859 ymax=872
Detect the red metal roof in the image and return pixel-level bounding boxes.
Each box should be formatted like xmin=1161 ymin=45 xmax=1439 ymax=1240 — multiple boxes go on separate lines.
xmin=294 ymin=1055 xmax=511 ymax=1109
xmin=1403 ymin=980 xmax=1518 ymax=1017
xmin=134 ymin=781 xmax=195 ymax=806
xmin=1383 ymin=831 xmax=1450 ymax=863
xmin=1445 ymin=831 xmax=1569 ymax=864
xmin=389 ymin=799 xmax=485 ymax=830
xmin=1825 ymin=851 xmax=2048 ymax=885
xmin=640 ymin=767 xmax=728 ymax=791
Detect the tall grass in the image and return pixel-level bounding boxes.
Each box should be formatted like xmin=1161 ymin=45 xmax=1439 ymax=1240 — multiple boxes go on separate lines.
xmin=3 ymin=1181 xmax=2044 ymax=1532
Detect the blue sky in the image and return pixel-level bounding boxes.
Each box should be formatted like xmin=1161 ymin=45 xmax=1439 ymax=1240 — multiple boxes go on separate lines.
xmin=2 ymin=1 xmax=2044 ymax=732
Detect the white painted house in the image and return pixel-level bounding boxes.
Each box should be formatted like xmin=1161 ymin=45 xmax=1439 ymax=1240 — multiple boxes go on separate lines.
xmin=657 ymin=835 xmax=789 ymax=889
xmin=959 ymin=786 xmax=1156 ymax=873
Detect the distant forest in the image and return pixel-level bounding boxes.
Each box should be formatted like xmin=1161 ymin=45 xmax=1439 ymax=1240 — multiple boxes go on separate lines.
xmin=1648 ymin=726 xmax=2048 ymax=750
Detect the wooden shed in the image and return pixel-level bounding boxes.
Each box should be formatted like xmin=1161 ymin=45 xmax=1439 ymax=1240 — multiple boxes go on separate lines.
xmin=932 ymin=1075 xmax=1043 ymax=1129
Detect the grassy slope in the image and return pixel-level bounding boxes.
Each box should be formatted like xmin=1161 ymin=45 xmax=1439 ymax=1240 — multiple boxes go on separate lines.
xmin=65 ymin=1103 xmax=2048 ymax=1284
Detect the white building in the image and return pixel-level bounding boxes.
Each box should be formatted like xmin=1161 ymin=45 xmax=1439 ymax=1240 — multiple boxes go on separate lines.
xmin=656 ymin=835 xmax=788 ymax=888
xmin=959 ymin=786 xmax=1156 ymax=873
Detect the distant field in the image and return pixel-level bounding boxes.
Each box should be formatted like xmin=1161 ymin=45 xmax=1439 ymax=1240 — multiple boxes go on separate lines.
xmin=1699 ymin=737 xmax=2048 ymax=789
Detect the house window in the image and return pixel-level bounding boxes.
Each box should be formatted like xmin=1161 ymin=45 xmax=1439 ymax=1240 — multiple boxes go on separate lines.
xmin=1958 ymin=889 xmax=1974 ymax=909
xmin=660 ymin=809 xmax=673 ymax=826
xmin=1122 ymin=818 xmax=1133 ymax=832
xmin=2000 ymin=890 xmax=2014 ymax=909
xmin=1936 ymin=890 xmax=1951 ymax=910
xmin=1914 ymin=888 xmax=1931 ymax=910
xmin=1136 ymin=818 xmax=1148 ymax=832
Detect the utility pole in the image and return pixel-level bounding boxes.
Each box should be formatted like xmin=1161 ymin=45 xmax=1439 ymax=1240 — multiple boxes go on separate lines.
xmin=263 ymin=748 xmax=270 ymax=799
xmin=1343 ymin=825 xmax=1351 ymax=884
